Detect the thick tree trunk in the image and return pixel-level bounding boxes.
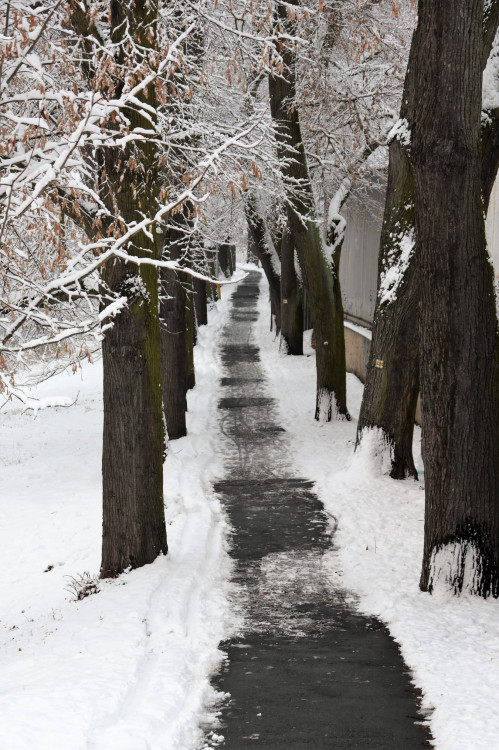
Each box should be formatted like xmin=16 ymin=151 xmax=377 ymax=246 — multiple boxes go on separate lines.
xmin=357 ymin=1 xmax=499 ymax=479
xmin=218 ymin=241 xmax=233 ymax=278
xmin=160 ymin=258 xmax=187 ymax=440
xmin=101 ymin=259 xmax=167 ymax=576
xmin=268 ymin=5 xmax=347 ymax=419
xmin=356 ymin=33 xmax=419 ymax=479
xmin=193 ymin=276 xmax=208 ymax=326
xmin=280 ymin=224 xmax=303 ymax=355
xmin=185 ymin=277 xmax=196 ymax=389
xmin=205 ymin=247 xmax=218 ymax=302
xmin=100 ymin=0 xmax=167 ymax=576
xmin=160 ymin=206 xmax=202 ymax=438
xmin=245 ymin=193 xmax=282 ymax=333
xmin=356 ymin=142 xmax=419 ymax=479
xmin=413 ymin=0 xmax=499 ymax=597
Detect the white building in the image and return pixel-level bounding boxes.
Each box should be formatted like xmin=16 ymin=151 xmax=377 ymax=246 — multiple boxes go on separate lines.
xmin=340 ymin=179 xmax=499 ymax=328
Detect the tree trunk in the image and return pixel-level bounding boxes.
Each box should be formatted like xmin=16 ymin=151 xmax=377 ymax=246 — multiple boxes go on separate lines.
xmin=160 ymin=254 xmax=188 ymax=440
xmin=218 ymin=241 xmax=233 ymax=278
xmin=205 ymin=247 xmax=219 ymax=302
xmin=101 ymin=261 xmax=167 ymax=576
xmin=413 ymin=0 xmax=499 ymax=597
xmin=247 ymin=230 xmax=259 ymax=264
xmin=185 ymin=277 xmax=196 ymax=389
xmin=160 ymin=209 xmax=200 ymax=437
xmin=244 ymin=192 xmax=282 ymax=333
xmin=355 ymin=32 xmax=419 ymax=479
xmin=356 ymin=1 xmax=499 ymax=479
xmin=100 ymin=0 xmax=167 ymax=576
xmin=193 ymin=276 xmax=208 ymax=326
xmin=355 ymin=141 xmax=419 ymax=479
xmin=280 ymin=223 xmax=303 ymax=355
xmin=268 ymin=18 xmax=348 ymax=419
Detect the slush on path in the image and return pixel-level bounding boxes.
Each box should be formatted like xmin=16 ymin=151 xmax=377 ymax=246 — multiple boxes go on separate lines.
xmin=206 ymin=272 xmax=432 ymax=749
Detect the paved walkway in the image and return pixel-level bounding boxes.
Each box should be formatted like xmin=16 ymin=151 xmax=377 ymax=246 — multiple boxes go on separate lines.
xmin=208 ymin=272 xmax=431 ymax=748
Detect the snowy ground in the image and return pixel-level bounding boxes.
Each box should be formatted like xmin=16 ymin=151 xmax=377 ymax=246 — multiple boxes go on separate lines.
xmin=0 ymin=267 xmax=498 ymax=749
xmin=0 ymin=281 xmax=242 ymax=750
xmin=256 ymin=273 xmax=499 ymax=750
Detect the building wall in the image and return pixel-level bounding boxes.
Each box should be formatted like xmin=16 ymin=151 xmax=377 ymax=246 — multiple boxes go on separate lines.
xmin=340 ymin=178 xmax=499 ymax=426
xmin=339 ymin=196 xmax=383 ymax=327
xmin=486 ymin=180 xmax=499 ymax=283
xmin=339 ymin=179 xmax=499 ymax=328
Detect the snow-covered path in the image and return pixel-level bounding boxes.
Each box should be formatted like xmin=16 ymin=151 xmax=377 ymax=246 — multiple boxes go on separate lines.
xmin=204 ymin=271 xmax=430 ymax=748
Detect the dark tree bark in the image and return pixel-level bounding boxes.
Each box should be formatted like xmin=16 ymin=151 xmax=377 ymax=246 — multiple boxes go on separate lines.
xmin=357 ymin=4 xmax=499 ymax=479
xmin=101 ymin=258 xmax=167 ymax=576
xmin=268 ymin=1 xmax=348 ymax=419
xmin=356 ymin=30 xmax=419 ymax=479
xmin=205 ymin=247 xmax=219 ymax=302
xmin=413 ymin=0 xmax=499 ymax=597
xmin=280 ymin=223 xmax=303 ymax=354
xmin=160 ymin=216 xmax=188 ymax=441
xmin=185 ymin=276 xmax=196 ymax=389
xmin=193 ymin=276 xmax=208 ymax=326
xmin=160 ymin=266 xmax=187 ymax=440
xmin=99 ymin=0 xmax=167 ymax=576
xmin=244 ymin=192 xmax=282 ymax=334
xmin=218 ymin=241 xmax=233 ymax=278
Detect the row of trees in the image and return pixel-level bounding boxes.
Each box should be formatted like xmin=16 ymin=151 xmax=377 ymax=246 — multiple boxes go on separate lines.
xmin=247 ymin=0 xmax=499 ymax=597
xmin=0 ymin=0 xmax=267 ymax=576
xmin=0 ymin=0 xmax=497 ymax=597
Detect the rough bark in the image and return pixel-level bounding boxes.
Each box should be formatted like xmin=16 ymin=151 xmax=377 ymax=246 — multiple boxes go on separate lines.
xmin=245 ymin=193 xmax=282 ymax=334
xmin=185 ymin=277 xmax=196 ymax=390
xmin=280 ymin=223 xmax=303 ymax=355
xmin=356 ymin=3 xmax=499 ymax=478
xmin=413 ymin=0 xmax=499 ymax=597
xmin=160 ymin=218 xmax=188 ymax=441
xmin=268 ymin=1 xmax=348 ymax=419
xmin=160 ymin=266 xmax=187 ymax=439
xmin=205 ymin=247 xmax=218 ymax=302
xmin=193 ymin=276 xmax=208 ymax=326
xmin=355 ymin=30 xmax=419 ymax=479
xmin=218 ymin=241 xmax=234 ymax=278
xmin=100 ymin=0 xmax=167 ymax=576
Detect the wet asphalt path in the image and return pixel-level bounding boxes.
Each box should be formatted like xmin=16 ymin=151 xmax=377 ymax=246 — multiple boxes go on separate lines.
xmin=206 ymin=272 xmax=431 ymax=749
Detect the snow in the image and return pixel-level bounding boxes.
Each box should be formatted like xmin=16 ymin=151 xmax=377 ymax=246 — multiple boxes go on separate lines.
xmin=378 ymin=228 xmax=415 ymax=305
xmin=428 ymin=541 xmax=482 ymax=597
xmin=0 ymin=290 xmax=237 ymax=750
xmin=256 ymin=272 xmax=499 ymax=750
xmin=344 ymin=318 xmax=372 ymax=340
xmin=387 ymin=117 xmax=411 ymax=148
xmin=1 ymin=268 xmax=499 ymax=749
